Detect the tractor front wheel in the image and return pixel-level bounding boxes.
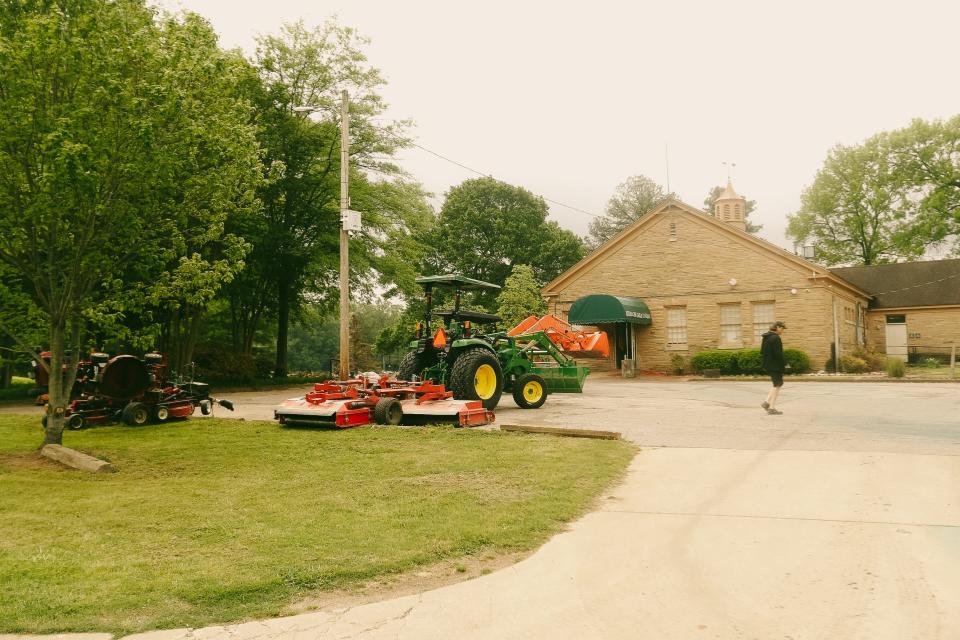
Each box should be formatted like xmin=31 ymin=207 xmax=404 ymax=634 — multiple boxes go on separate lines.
xmin=122 ymin=402 xmax=150 ymax=426
xmin=450 ymin=348 xmax=503 ymax=411
xmin=513 ymin=373 xmax=547 ymax=409
xmin=67 ymin=414 xmax=85 ymax=430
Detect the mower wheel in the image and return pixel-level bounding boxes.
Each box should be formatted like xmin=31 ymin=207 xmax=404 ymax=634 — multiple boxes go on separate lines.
xmin=450 ymin=348 xmax=504 ymax=411
xmin=153 ymin=405 xmax=170 ymax=422
xmin=199 ymin=400 xmax=212 ymax=415
xmin=396 ymin=351 xmax=423 ymax=382
xmin=122 ymin=402 xmax=150 ymax=426
xmin=374 ymin=397 xmax=403 ymax=425
xmin=512 ymin=373 xmax=547 ymax=409
xmin=67 ymin=414 xmax=85 ymax=430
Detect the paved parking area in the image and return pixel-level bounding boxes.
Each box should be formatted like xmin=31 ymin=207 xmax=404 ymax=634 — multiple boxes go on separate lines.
xmin=7 ymin=377 xmax=960 ymax=639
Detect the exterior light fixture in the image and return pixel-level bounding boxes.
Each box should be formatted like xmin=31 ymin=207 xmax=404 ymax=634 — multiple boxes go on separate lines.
xmin=728 ymin=278 xmax=738 ymax=286
xmin=790 ymin=288 xmax=798 ymax=295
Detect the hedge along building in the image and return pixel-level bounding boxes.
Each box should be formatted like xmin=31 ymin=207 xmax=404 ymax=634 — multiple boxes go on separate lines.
xmin=541 ymin=182 xmax=874 ymax=373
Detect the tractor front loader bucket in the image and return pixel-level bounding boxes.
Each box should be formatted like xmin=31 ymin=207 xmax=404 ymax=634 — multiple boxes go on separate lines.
xmin=531 ymin=364 xmax=589 ymax=393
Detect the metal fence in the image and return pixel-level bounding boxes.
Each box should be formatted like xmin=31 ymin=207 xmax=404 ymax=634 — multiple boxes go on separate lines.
xmin=907 ymin=345 xmax=958 ymax=365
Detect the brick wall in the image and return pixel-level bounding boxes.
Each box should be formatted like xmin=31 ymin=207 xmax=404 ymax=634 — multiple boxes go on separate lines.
xmin=546 ymin=206 xmax=868 ymax=372
xmin=865 ymin=307 xmax=960 ymax=358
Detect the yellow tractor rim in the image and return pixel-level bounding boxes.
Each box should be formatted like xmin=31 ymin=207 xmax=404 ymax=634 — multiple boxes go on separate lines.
xmin=523 ymin=380 xmax=544 ymax=403
xmin=474 ymin=364 xmax=497 ymax=399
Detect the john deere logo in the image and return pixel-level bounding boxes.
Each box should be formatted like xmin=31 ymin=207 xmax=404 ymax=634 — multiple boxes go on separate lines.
xmin=626 ymin=310 xmax=651 ymax=319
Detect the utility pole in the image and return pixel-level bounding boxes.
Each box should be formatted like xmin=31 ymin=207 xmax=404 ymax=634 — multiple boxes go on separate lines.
xmin=339 ymin=89 xmax=350 ymax=380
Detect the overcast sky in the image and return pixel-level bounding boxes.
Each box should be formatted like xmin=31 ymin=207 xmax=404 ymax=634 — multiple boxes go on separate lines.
xmin=155 ymin=0 xmax=960 ymax=251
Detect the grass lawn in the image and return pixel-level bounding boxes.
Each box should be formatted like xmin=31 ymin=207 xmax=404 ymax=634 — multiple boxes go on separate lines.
xmin=0 ymin=415 xmax=634 ymax=634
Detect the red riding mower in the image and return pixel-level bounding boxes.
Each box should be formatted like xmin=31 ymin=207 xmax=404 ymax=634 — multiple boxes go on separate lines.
xmin=37 ymin=352 xmax=233 ymax=429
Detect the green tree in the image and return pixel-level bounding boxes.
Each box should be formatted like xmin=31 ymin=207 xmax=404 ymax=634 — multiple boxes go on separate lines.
xmin=887 ymin=116 xmax=960 ymax=251
xmin=787 ymin=137 xmax=929 ymax=265
xmin=702 ymin=185 xmax=762 ymax=233
xmin=496 ymin=265 xmax=547 ymax=329
xmin=0 ymin=1 xmax=261 ymax=444
xmin=232 ymin=20 xmax=424 ymax=378
xmin=430 ymin=177 xmax=585 ymax=308
xmin=588 ymin=175 xmax=670 ymax=248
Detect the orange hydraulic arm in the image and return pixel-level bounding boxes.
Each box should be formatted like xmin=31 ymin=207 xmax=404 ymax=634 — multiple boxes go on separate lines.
xmin=508 ymin=314 xmax=610 ymax=358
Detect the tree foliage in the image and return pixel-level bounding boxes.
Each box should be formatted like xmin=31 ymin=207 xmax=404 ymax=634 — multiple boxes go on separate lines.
xmin=429 ymin=177 xmax=585 ymax=308
xmin=588 ymin=175 xmax=670 ymax=249
xmin=496 ymin=265 xmax=547 ymax=329
xmin=229 ymin=20 xmax=428 ymax=377
xmin=702 ymin=185 xmax=762 ymax=233
xmin=788 ymin=117 xmax=960 ymax=265
xmin=0 ymin=1 xmax=261 ymax=444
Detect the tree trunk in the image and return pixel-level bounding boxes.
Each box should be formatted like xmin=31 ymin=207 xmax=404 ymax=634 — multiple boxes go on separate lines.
xmin=42 ymin=324 xmax=67 ymax=446
xmin=0 ymin=336 xmax=13 ymax=389
xmin=274 ymin=275 xmax=290 ymax=379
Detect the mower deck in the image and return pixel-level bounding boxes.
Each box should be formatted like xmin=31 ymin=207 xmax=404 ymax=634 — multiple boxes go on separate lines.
xmin=274 ymin=377 xmax=495 ymax=428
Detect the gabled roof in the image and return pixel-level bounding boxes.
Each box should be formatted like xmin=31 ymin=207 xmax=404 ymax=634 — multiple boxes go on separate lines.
xmin=543 ymin=197 xmax=869 ymax=298
xmin=830 ymin=259 xmax=960 ymax=308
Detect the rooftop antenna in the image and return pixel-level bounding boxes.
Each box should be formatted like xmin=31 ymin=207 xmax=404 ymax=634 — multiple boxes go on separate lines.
xmin=665 ymin=144 xmax=671 ymax=193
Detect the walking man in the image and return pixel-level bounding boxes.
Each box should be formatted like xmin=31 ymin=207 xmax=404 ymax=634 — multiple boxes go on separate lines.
xmin=760 ymin=321 xmax=787 ymax=415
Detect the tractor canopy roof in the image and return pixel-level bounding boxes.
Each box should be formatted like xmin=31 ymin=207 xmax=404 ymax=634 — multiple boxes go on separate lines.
xmin=434 ymin=309 xmax=503 ymax=324
xmin=415 ymin=274 xmax=501 ymax=290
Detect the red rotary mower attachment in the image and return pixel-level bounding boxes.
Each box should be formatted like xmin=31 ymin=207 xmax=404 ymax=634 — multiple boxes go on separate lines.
xmin=274 ymin=375 xmax=494 ymax=428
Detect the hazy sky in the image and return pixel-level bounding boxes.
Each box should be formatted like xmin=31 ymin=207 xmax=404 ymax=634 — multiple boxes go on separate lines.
xmin=155 ymin=0 xmax=960 ymax=250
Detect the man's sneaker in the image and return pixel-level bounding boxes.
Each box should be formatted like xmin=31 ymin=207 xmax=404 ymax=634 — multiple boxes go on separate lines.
xmin=761 ymin=402 xmax=770 ymax=410
xmin=766 ymin=408 xmax=783 ymax=415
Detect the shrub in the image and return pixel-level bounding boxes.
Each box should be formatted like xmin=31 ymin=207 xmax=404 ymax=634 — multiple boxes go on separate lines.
xmin=918 ymin=356 xmax=941 ymax=368
xmin=691 ymin=350 xmax=739 ymax=374
xmin=669 ymin=353 xmax=686 ymax=375
xmin=838 ymin=355 xmax=869 ymax=373
xmin=851 ymin=347 xmax=886 ymax=371
xmin=783 ymin=348 xmax=811 ymax=374
xmin=886 ymin=358 xmax=906 ymax=378
xmin=736 ymin=349 xmax=764 ymax=374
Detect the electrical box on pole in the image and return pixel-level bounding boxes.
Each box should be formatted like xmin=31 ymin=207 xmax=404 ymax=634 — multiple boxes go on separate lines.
xmin=341 ymin=209 xmax=362 ymax=232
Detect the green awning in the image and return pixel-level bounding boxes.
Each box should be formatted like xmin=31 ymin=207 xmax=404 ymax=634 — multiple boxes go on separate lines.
xmin=568 ymin=294 xmax=652 ymax=325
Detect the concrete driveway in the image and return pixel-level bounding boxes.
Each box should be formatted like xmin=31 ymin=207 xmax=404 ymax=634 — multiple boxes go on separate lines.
xmin=10 ymin=377 xmax=960 ymax=639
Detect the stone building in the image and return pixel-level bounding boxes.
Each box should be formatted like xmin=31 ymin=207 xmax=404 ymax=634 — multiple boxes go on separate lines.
xmin=542 ymin=182 xmax=960 ymax=373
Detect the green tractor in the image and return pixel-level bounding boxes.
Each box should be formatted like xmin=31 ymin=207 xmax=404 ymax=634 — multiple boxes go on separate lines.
xmin=396 ymin=274 xmax=589 ymax=410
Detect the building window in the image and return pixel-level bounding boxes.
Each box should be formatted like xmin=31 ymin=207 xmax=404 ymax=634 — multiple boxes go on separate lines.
xmin=752 ymin=302 xmax=775 ymax=342
xmin=719 ymin=303 xmax=741 ymax=344
xmin=669 ymin=222 xmax=677 ymax=241
xmin=666 ymin=307 xmax=687 ymax=347
xmin=723 ymin=203 xmax=730 ymax=219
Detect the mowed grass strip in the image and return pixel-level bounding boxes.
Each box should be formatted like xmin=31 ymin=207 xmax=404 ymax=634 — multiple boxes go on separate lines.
xmin=0 ymin=414 xmax=634 ymax=634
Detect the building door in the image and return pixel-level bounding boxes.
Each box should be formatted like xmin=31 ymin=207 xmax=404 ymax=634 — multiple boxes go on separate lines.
xmin=885 ymin=315 xmax=908 ymax=361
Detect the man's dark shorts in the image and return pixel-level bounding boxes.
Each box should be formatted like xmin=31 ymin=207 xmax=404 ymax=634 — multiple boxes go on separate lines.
xmin=769 ymin=372 xmax=784 ymax=387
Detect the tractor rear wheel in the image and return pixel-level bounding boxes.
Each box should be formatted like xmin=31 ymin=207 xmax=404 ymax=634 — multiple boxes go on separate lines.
xmin=512 ymin=373 xmax=547 ymax=409
xmin=374 ymin=397 xmax=403 ymax=425
xmin=396 ymin=352 xmax=422 ymax=382
xmin=450 ymin=348 xmax=503 ymax=410
xmin=122 ymin=402 xmax=150 ymax=426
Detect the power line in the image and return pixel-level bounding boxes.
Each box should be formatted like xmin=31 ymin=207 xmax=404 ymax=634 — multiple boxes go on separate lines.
xmin=376 ymin=128 xmax=603 ymax=219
